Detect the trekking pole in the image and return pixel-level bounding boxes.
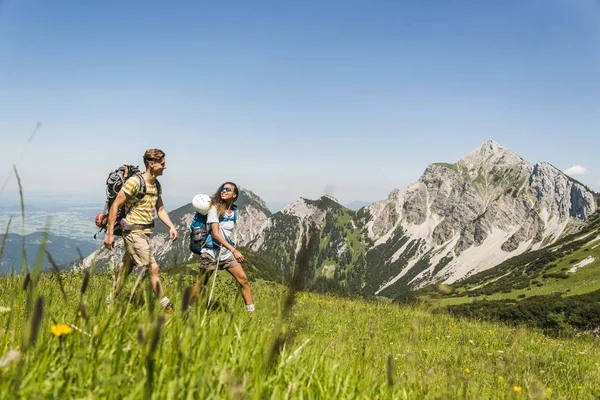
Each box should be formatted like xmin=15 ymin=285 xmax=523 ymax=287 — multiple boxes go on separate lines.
xmin=200 ymin=246 xmax=221 ymax=327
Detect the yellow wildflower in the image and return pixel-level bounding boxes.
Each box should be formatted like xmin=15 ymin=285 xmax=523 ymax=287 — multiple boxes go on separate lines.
xmin=464 ymin=368 xmax=470 ymax=374
xmin=513 ymin=386 xmax=522 ymax=393
xmin=51 ymin=324 xmax=72 ymax=337
xmin=498 ymin=376 xmax=504 ymax=382
xmin=546 ymin=388 xmax=552 ymax=395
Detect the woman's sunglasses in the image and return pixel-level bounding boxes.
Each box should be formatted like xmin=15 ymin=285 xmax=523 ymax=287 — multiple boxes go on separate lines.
xmin=220 ymin=187 xmax=233 ymax=193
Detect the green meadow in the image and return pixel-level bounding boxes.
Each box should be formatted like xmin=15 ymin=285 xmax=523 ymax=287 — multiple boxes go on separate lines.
xmin=1 ymin=269 xmax=599 ymax=399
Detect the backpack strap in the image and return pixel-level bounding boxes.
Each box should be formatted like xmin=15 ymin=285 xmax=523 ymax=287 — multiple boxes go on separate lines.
xmin=218 ymin=209 xmax=238 ymax=223
xmin=135 ymin=174 xmax=146 ymax=200
xmin=124 ymin=174 xmax=150 ymax=217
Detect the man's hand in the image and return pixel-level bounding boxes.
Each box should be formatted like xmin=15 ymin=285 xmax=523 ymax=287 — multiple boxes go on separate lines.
xmin=169 ymin=227 xmax=178 ymax=241
xmin=104 ymin=233 xmax=115 ymax=249
xmin=233 ymin=249 xmax=245 ymax=264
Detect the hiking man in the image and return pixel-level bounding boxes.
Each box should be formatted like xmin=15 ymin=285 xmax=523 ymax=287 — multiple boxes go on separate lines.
xmin=104 ymin=149 xmax=178 ymax=312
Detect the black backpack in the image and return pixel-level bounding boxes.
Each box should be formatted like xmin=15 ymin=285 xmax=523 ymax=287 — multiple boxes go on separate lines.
xmin=94 ymin=165 xmax=160 ymax=238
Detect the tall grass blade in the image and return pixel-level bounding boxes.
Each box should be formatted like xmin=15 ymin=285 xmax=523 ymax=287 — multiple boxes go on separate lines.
xmin=387 ymin=354 xmax=395 ymax=388
xmin=27 ymin=297 xmax=43 ymax=348
xmin=31 ymin=220 xmax=50 ymax=283
xmin=0 ymin=122 xmax=41 ymax=198
xmin=45 ymin=250 xmax=68 ymax=302
xmin=13 ymin=166 xmax=28 ymax=273
xmin=81 ymin=270 xmax=90 ymax=296
xmin=0 ymin=217 xmax=12 ymax=266
xmin=22 ymin=272 xmax=30 ymax=291
xmin=144 ymin=315 xmax=165 ymax=400
xmin=264 ymin=221 xmax=318 ymax=372
xmin=181 ymin=286 xmax=192 ymax=314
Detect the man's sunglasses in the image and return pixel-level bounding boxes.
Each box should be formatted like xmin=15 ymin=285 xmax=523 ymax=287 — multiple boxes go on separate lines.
xmin=221 ymin=187 xmax=233 ymax=193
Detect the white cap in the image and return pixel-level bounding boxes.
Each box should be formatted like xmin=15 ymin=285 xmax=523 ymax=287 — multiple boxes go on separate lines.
xmin=192 ymin=194 xmax=211 ymax=215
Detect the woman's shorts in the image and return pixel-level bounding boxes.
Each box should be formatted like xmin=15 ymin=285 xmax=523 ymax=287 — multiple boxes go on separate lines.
xmin=198 ymin=252 xmax=241 ymax=271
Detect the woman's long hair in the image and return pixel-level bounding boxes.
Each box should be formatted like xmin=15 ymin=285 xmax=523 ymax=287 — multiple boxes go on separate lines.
xmin=210 ymin=182 xmax=239 ymax=216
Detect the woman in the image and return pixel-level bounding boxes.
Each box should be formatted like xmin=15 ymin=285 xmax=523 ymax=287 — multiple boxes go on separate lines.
xmin=191 ymin=182 xmax=255 ymax=312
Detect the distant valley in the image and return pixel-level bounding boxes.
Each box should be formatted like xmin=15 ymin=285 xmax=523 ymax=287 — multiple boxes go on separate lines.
xmin=0 ymin=232 xmax=98 ymax=274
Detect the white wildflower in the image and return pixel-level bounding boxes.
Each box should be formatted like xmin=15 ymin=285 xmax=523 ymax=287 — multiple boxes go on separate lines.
xmin=0 ymin=350 xmax=22 ymax=368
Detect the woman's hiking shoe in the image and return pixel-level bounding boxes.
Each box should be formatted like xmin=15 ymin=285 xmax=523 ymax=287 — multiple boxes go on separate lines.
xmin=246 ymin=304 xmax=255 ymax=313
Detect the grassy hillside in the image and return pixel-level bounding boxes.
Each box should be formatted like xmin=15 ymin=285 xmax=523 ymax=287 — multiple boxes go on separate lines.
xmin=402 ymin=212 xmax=600 ymax=336
xmin=1 ymin=271 xmax=600 ymax=398
xmin=425 ymin=211 xmax=600 ymax=305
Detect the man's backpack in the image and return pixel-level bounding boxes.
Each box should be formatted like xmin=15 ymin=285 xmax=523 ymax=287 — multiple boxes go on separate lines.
xmin=189 ymin=209 xmax=237 ymax=254
xmin=94 ymin=164 xmax=161 ymax=239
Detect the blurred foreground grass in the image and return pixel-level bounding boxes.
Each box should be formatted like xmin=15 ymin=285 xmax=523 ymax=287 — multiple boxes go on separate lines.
xmin=1 ymin=271 xmax=599 ymax=399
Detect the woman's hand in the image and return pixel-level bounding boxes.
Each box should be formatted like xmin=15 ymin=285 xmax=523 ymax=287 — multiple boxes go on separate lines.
xmin=233 ymin=249 xmax=245 ymax=264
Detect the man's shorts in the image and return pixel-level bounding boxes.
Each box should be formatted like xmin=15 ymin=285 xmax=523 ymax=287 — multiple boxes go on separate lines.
xmin=122 ymin=231 xmax=157 ymax=268
xmin=198 ymin=252 xmax=241 ymax=271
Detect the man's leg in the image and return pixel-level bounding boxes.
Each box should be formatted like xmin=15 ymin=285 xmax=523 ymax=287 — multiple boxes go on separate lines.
xmin=226 ymin=266 xmax=253 ymax=306
xmin=190 ymin=268 xmax=213 ymax=306
xmin=124 ymin=231 xmax=171 ymax=311
xmin=149 ymin=262 xmax=163 ymax=299
xmin=114 ymin=257 xmax=134 ymax=297
xmin=149 ymin=262 xmax=173 ymax=312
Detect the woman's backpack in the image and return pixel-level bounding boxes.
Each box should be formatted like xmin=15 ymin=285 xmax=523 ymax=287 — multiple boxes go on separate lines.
xmin=189 ymin=212 xmax=209 ymax=254
xmin=189 ymin=209 xmax=237 ymax=254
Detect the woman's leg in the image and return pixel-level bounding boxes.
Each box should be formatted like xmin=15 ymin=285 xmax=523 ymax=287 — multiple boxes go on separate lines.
xmin=226 ymin=266 xmax=253 ymax=305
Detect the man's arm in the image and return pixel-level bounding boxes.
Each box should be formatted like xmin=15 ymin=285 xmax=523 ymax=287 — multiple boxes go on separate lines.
xmin=104 ymin=190 xmax=128 ymax=249
xmin=210 ymin=222 xmax=244 ymax=263
xmin=156 ymin=196 xmax=178 ymax=241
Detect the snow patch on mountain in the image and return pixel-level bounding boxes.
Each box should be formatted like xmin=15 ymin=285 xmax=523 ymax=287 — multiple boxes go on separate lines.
xmin=443 ymin=228 xmax=529 ymax=283
xmin=569 ymin=257 xmax=595 ymax=273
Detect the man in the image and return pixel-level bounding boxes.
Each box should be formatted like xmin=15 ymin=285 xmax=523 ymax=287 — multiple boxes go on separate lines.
xmin=104 ymin=149 xmax=178 ymax=312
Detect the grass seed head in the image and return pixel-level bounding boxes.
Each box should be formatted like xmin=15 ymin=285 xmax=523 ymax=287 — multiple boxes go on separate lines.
xmin=149 ymin=316 xmax=165 ymax=354
xmin=22 ymin=272 xmax=30 ymax=291
xmin=28 ymin=297 xmax=44 ymax=347
xmin=181 ymin=286 xmax=192 ymax=313
xmin=81 ymin=270 xmax=90 ymax=295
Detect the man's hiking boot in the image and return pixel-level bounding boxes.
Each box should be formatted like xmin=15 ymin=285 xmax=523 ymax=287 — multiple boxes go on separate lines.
xmin=160 ymin=296 xmax=174 ymax=314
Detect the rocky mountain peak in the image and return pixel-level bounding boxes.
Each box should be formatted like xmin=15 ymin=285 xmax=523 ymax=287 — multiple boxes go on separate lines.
xmin=237 ymin=187 xmax=271 ymax=217
xmin=459 ymin=140 xmax=530 ymax=172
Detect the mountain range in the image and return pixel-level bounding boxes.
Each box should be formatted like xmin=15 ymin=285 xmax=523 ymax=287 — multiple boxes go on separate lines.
xmin=75 ymin=140 xmax=598 ymax=297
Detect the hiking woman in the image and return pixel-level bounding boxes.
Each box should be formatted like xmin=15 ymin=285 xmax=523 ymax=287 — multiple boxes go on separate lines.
xmin=191 ymin=182 xmax=255 ymax=312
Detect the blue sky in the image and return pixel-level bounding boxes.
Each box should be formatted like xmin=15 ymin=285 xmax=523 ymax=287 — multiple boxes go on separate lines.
xmin=1 ymin=0 xmax=599 ymax=210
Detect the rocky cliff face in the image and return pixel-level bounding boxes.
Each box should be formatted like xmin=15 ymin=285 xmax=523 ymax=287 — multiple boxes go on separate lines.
xmin=76 ymin=141 xmax=598 ymax=298
xmin=362 ymin=140 xmax=596 ymax=296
